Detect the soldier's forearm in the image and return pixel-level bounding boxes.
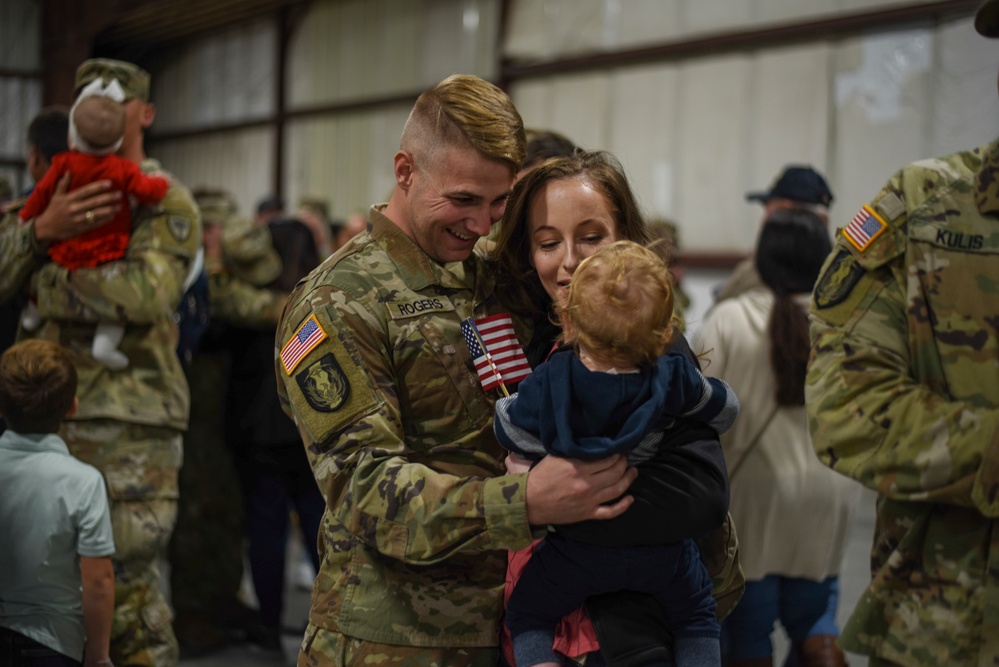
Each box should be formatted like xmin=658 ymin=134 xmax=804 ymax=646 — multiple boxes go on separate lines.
xmin=808 ymin=331 xmax=998 ymax=509
xmin=0 ymin=218 xmax=46 ymax=304
xmin=35 ymin=252 xmax=187 ymax=324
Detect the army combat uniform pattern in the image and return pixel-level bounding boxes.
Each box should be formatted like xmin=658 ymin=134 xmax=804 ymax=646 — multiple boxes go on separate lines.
xmin=209 ymin=216 xmax=285 ymax=326
xmin=275 ymin=206 xmax=537 ymax=666
xmin=806 ymin=139 xmax=999 ymax=666
xmin=0 ymin=158 xmax=201 ymax=667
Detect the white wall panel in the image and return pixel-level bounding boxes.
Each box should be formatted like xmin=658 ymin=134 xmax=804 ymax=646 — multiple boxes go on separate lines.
xmin=288 ymin=0 xmax=500 ymax=107
xmin=506 ymin=0 xmax=609 ymax=60
xmin=928 ymin=17 xmax=999 ymax=157
xmin=284 ymin=104 xmax=411 ymax=221
xmin=505 ymin=0 xmax=945 ymax=60
xmin=549 ymin=73 xmax=612 ymax=151
xmin=422 ymin=0 xmax=500 ymax=83
xmin=616 ymin=0 xmax=684 ymax=47
xmin=153 ymin=128 xmax=274 ymax=219
xmin=675 ymin=55 xmax=754 ymax=251
xmin=0 ymin=78 xmax=41 ymax=160
xmin=509 ymin=78 xmax=559 ymax=132
xmin=744 ymin=44 xmax=831 ymax=219
xmin=153 ymin=18 xmax=275 ymax=131
xmin=829 ymin=27 xmax=935 ymax=229
xmin=606 ymin=63 xmax=680 ymax=223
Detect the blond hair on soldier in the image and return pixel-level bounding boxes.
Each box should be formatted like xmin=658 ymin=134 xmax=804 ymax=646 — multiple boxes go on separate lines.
xmin=401 ymin=74 xmax=526 ymax=173
xmin=0 ymin=340 xmax=78 ymax=434
xmin=558 ymin=240 xmax=677 ymax=368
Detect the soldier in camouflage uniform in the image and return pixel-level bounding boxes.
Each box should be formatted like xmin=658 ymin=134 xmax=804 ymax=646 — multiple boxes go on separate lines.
xmin=167 ymin=189 xmax=284 ymax=656
xmin=0 ymin=59 xmax=201 ymax=667
xmin=805 ymin=4 xmax=999 ymax=664
xmin=274 ymin=74 xmax=641 ymax=667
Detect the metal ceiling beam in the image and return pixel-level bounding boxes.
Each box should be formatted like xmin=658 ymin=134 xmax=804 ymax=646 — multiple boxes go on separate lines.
xmin=97 ymin=0 xmax=309 ymax=49
xmin=501 ymin=0 xmax=981 ymax=80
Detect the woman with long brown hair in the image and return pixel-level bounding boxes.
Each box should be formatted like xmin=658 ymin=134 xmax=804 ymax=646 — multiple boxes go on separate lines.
xmin=695 ymin=208 xmax=858 ymax=667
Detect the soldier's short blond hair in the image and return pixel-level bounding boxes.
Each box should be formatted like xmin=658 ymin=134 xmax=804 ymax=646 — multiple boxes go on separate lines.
xmin=559 ymin=241 xmax=676 ymax=367
xmin=0 ymin=340 xmax=77 ymax=434
xmin=401 ymin=74 xmax=525 ymax=174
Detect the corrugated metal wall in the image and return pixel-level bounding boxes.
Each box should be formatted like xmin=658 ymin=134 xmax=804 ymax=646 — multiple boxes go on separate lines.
xmin=0 ymin=0 xmax=42 ymax=196
xmin=3 ymin=0 xmax=996 ymax=258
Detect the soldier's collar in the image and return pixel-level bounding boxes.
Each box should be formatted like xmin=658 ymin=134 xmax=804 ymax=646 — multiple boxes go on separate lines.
xmin=974 ymin=137 xmax=999 ymax=218
xmin=369 ymin=206 xmax=492 ymax=293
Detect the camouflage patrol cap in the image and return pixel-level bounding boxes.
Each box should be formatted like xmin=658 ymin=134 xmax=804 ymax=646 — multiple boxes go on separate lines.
xmin=75 ymin=58 xmax=150 ymax=101
xmin=298 ymin=197 xmax=330 ymax=222
xmin=977 ymin=0 xmax=999 ymax=37
xmin=194 ymin=189 xmax=239 ymax=225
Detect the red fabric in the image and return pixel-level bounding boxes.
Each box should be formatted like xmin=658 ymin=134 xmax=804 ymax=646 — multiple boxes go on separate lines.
xmin=19 ymin=151 xmax=169 ymax=270
xmin=500 ymin=338 xmax=601 ymax=666
xmin=501 ymin=541 xmax=601 ymax=666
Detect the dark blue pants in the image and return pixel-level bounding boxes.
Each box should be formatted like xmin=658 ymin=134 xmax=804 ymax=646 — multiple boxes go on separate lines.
xmin=506 ymin=536 xmax=718 ymax=666
xmin=239 ymin=453 xmax=325 ymax=629
xmin=722 ymin=575 xmax=840 ymax=661
xmin=0 ymin=627 xmax=81 ymax=667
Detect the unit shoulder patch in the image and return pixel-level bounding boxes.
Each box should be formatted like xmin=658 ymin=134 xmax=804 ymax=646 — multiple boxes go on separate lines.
xmin=814 ymin=249 xmax=866 ymax=310
xmin=167 ymin=216 xmax=192 ymax=243
xmin=296 ymin=353 xmax=351 ymax=412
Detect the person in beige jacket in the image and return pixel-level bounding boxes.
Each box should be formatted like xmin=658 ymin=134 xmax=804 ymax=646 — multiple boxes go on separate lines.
xmin=694 ymin=208 xmax=858 ymax=667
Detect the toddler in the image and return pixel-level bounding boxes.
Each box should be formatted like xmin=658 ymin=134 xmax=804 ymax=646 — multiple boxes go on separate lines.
xmin=495 ymin=240 xmax=738 ymax=667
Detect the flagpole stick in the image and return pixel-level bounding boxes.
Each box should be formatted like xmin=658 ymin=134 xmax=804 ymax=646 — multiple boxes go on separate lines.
xmin=482 ymin=352 xmax=511 ymax=397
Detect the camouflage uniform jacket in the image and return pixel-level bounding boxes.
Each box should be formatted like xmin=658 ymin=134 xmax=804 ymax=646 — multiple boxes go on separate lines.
xmin=275 ymin=206 xmax=536 ymax=647
xmin=0 ymin=158 xmax=200 ymax=431
xmin=806 ymin=138 xmax=999 ymax=666
xmin=209 ymin=217 xmax=284 ymax=328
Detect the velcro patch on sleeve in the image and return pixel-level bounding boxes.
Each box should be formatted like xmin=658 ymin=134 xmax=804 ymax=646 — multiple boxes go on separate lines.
xmin=281 ymin=313 xmax=328 ymax=375
xmin=386 ymin=296 xmax=455 ymax=320
xmin=842 ymin=205 xmax=888 ymax=253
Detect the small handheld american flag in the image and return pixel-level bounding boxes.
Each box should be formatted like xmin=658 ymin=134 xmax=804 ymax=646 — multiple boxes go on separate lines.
xmin=460 ymin=314 xmax=532 ymax=395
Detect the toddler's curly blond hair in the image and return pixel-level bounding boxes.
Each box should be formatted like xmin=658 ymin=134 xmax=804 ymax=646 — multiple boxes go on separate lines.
xmin=558 ymin=240 xmax=676 ymax=367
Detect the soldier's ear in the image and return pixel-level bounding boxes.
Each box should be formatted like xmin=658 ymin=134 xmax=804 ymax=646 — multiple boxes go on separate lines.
xmin=394 ymin=150 xmax=415 ymax=191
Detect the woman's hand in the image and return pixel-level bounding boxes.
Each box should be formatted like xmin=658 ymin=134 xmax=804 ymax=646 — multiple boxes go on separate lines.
xmin=33 ymin=174 xmax=121 ymax=244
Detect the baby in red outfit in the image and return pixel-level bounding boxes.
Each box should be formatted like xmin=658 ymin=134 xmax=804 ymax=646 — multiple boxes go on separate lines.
xmin=19 ymin=84 xmax=169 ymax=370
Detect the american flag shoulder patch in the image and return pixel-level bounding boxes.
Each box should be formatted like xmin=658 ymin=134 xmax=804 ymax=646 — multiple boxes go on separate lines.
xmin=281 ymin=313 xmax=328 ymax=375
xmin=842 ymin=204 xmax=888 ymax=253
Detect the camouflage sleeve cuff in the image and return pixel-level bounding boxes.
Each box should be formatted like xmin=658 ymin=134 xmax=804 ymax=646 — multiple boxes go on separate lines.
xmin=26 ymin=220 xmax=50 ymax=259
xmin=0 ymin=218 xmax=47 ymax=304
xmin=970 ymin=412 xmax=999 ymax=517
xmin=482 ymin=474 xmax=536 ymax=550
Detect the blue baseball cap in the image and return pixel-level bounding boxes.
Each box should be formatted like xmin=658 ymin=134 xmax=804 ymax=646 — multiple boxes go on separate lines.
xmin=977 ymin=0 xmax=999 ymax=37
xmin=746 ymin=166 xmax=834 ymax=207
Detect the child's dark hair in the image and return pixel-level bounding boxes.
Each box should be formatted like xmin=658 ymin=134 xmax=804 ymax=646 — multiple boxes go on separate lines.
xmin=754 ymin=209 xmax=832 ymax=405
xmin=0 ymin=340 xmax=77 ymax=433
